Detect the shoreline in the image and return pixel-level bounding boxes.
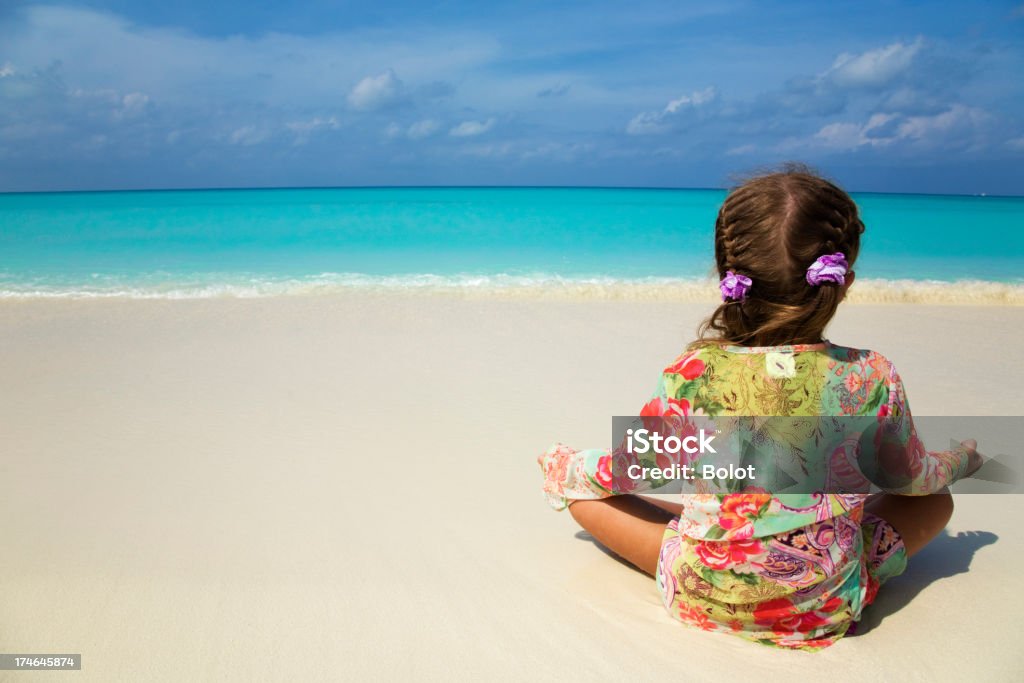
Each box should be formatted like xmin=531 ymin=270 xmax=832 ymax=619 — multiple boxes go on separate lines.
xmin=2 ymin=276 xmax=1023 ymax=304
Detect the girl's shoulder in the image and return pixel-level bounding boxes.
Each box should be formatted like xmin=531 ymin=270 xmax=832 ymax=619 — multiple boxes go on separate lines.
xmin=817 ymin=342 xmax=896 ymax=374
xmin=659 ymin=342 xmax=901 ymax=416
xmin=664 ymin=341 xmax=899 ymax=382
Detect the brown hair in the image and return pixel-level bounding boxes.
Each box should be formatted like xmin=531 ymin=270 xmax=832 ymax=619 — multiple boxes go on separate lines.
xmin=696 ymin=164 xmax=865 ymax=347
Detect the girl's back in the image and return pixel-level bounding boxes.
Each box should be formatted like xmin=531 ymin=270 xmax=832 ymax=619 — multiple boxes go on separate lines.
xmin=650 ymin=340 xmax=921 ymax=649
xmin=538 ymin=166 xmax=978 ymax=650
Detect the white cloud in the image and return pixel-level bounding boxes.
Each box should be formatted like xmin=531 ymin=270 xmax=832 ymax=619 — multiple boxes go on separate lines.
xmin=4 ymin=5 xmax=498 ymax=111
xmin=69 ymin=87 xmax=118 ymax=103
xmin=121 ymin=92 xmax=148 ymax=109
xmin=895 ymin=104 xmax=987 ymax=141
xmin=626 ymin=111 xmax=670 ymax=135
xmin=285 ymin=116 xmax=340 ymax=144
xmin=726 ymin=144 xmax=756 ymax=156
xmin=457 ymin=141 xmax=513 ymax=157
xmin=0 ymin=3 xmax=1016 ymax=191
xmin=519 ymin=141 xmax=593 ymax=161
xmin=286 ymin=116 xmax=340 ymax=133
xmin=347 ymin=69 xmax=405 ymax=111
xmin=115 ymin=91 xmax=150 ymax=119
xmin=814 ymin=113 xmax=898 ymax=149
xmin=664 ymin=87 xmax=715 ymax=113
xmin=407 ymin=119 xmax=440 ymax=139
xmin=809 ymin=105 xmax=989 ymax=151
xmin=228 ymin=125 xmax=269 ymax=146
xmin=626 ymin=87 xmax=715 ymax=135
xmin=825 ymin=39 xmax=924 ymax=87
xmin=1007 ymin=136 xmax=1024 ymax=151
xmin=384 ymin=119 xmax=442 ymax=140
xmin=813 ymin=122 xmax=864 ymax=149
xmin=449 ymin=117 xmax=496 ymax=137
xmin=64 ymin=86 xmax=151 ymax=120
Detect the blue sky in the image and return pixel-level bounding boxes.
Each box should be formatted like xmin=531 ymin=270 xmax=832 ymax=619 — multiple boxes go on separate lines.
xmin=1 ymin=1 xmax=1023 ymax=194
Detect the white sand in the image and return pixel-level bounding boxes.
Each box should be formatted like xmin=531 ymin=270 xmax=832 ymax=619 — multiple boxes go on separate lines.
xmin=1 ymin=296 xmax=1022 ymax=681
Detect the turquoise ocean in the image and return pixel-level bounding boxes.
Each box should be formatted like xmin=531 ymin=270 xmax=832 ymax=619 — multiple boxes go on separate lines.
xmin=1 ymin=187 xmax=1021 ymax=300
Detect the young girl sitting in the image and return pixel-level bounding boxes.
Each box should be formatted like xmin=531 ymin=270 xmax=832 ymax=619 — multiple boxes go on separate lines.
xmin=537 ymin=167 xmax=983 ymax=650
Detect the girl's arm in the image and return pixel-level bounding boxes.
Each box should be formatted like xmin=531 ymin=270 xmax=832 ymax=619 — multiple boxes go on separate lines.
xmin=872 ymin=362 xmax=981 ymax=495
xmin=537 ymin=444 xmax=619 ymax=511
xmin=538 ymin=373 xmax=677 ymax=511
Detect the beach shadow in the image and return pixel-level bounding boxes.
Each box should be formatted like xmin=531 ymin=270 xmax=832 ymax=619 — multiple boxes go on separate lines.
xmin=576 ymin=527 xmax=999 ymax=625
xmin=851 ymin=529 xmax=998 ymax=636
xmin=574 ymin=530 xmax=650 ymax=575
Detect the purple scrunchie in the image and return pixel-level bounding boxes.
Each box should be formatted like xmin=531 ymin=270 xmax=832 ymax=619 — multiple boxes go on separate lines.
xmin=719 ymin=270 xmax=752 ymax=301
xmin=806 ymin=252 xmax=849 ymax=286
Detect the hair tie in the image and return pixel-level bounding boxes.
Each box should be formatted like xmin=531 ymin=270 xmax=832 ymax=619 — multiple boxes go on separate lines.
xmin=719 ymin=270 xmax=752 ymax=301
xmin=806 ymin=252 xmax=848 ymax=286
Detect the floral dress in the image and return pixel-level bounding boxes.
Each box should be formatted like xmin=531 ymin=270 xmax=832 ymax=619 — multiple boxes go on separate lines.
xmin=538 ymin=341 xmax=972 ymax=650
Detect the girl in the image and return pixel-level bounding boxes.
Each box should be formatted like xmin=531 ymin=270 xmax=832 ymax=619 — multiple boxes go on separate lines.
xmin=537 ymin=167 xmax=983 ymax=650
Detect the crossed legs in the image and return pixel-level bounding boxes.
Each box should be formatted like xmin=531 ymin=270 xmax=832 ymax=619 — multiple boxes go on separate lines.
xmin=569 ymin=491 xmax=955 ymax=576
xmin=865 ymin=489 xmax=954 ymax=558
xmin=568 ymin=496 xmax=676 ymax=575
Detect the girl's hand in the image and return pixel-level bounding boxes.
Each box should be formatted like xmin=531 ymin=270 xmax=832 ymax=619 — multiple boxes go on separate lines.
xmin=961 ymin=439 xmax=984 ymax=478
xmin=537 ymin=443 xmax=579 ymax=506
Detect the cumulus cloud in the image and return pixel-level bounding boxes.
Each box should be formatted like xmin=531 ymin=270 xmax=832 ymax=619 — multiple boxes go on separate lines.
xmin=407 ymin=119 xmax=440 ymax=139
xmin=747 ymin=38 xmax=932 ymax=125
xmin=115 ymin=92 xmax=150 ymax=119
xmin=824 ymin=38 xmax=924 ymax=87
xmin=449 ymin=117 xmax=496 ymax=137
xmin=626 ymin=87 xmax=715 ymax=135
xmin=726 ymin=144 xmax=757 ymax=156
xmin=456 ymin=141 xmax=513 ymax=157
xmin=347 ymin=69 xmax=406 ymax=111
xmin=665 ymin=88 xmax=715 ymax=112
xmin=519 ymin=140 xmax=593 ymax=161
xmin=4 ymin=5 xmax=497 ymax=111
xmin=120 ymin=92 xmax=149 ymax=109
xmin=0 ymin=3 xmax=1017 ymax=192
xmin=813 ymin=113 xmax=900 ymax=149
xmin=285 ymin=116 xmax=341 ymax=144
xmin=895 ymin=104 xmax=988 ymax=141
xmin=385 ymin=119 xmax=441 ymax=140
xmin=809 ymin=105 xmax=988 ymax=151
xmin=286 ymin=116 xmax=341 ymax=134
xmin=228 ymin=125 xmax=269 ymax=146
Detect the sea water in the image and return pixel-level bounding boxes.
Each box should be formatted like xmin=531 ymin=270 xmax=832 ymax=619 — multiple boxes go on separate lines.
xmin=0 ymin=187 xmax=1021 ymax=299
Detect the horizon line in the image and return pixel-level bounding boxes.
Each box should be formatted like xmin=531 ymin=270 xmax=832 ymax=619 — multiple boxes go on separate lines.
xmin=0 ymin=183 xmax=1020 ymax=200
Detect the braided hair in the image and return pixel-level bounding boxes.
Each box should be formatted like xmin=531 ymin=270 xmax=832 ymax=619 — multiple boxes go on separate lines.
xmin=697 ymin=164 xmax=865 ymax=347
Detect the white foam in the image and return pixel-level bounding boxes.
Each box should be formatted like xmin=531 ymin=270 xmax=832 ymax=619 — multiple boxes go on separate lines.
xmin=0 ymin=274 xmax=1022 ymax=304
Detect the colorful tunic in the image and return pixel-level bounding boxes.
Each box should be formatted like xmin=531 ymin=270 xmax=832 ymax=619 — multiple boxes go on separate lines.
xmin=538 ymin=341 xmax=972 ymax=650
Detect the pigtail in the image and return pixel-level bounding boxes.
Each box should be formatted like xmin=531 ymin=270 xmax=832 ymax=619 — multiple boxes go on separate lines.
xmin=695 ymin=166 xmax=863 ymax=347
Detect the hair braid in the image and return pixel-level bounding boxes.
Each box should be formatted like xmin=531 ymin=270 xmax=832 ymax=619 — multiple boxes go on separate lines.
xmin=696 ymin=164 xmax=864 ymax=347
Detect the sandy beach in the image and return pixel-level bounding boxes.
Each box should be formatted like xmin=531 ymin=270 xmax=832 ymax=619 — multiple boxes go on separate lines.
xmin=2 ymin=295 xmax=1022 ymax=681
